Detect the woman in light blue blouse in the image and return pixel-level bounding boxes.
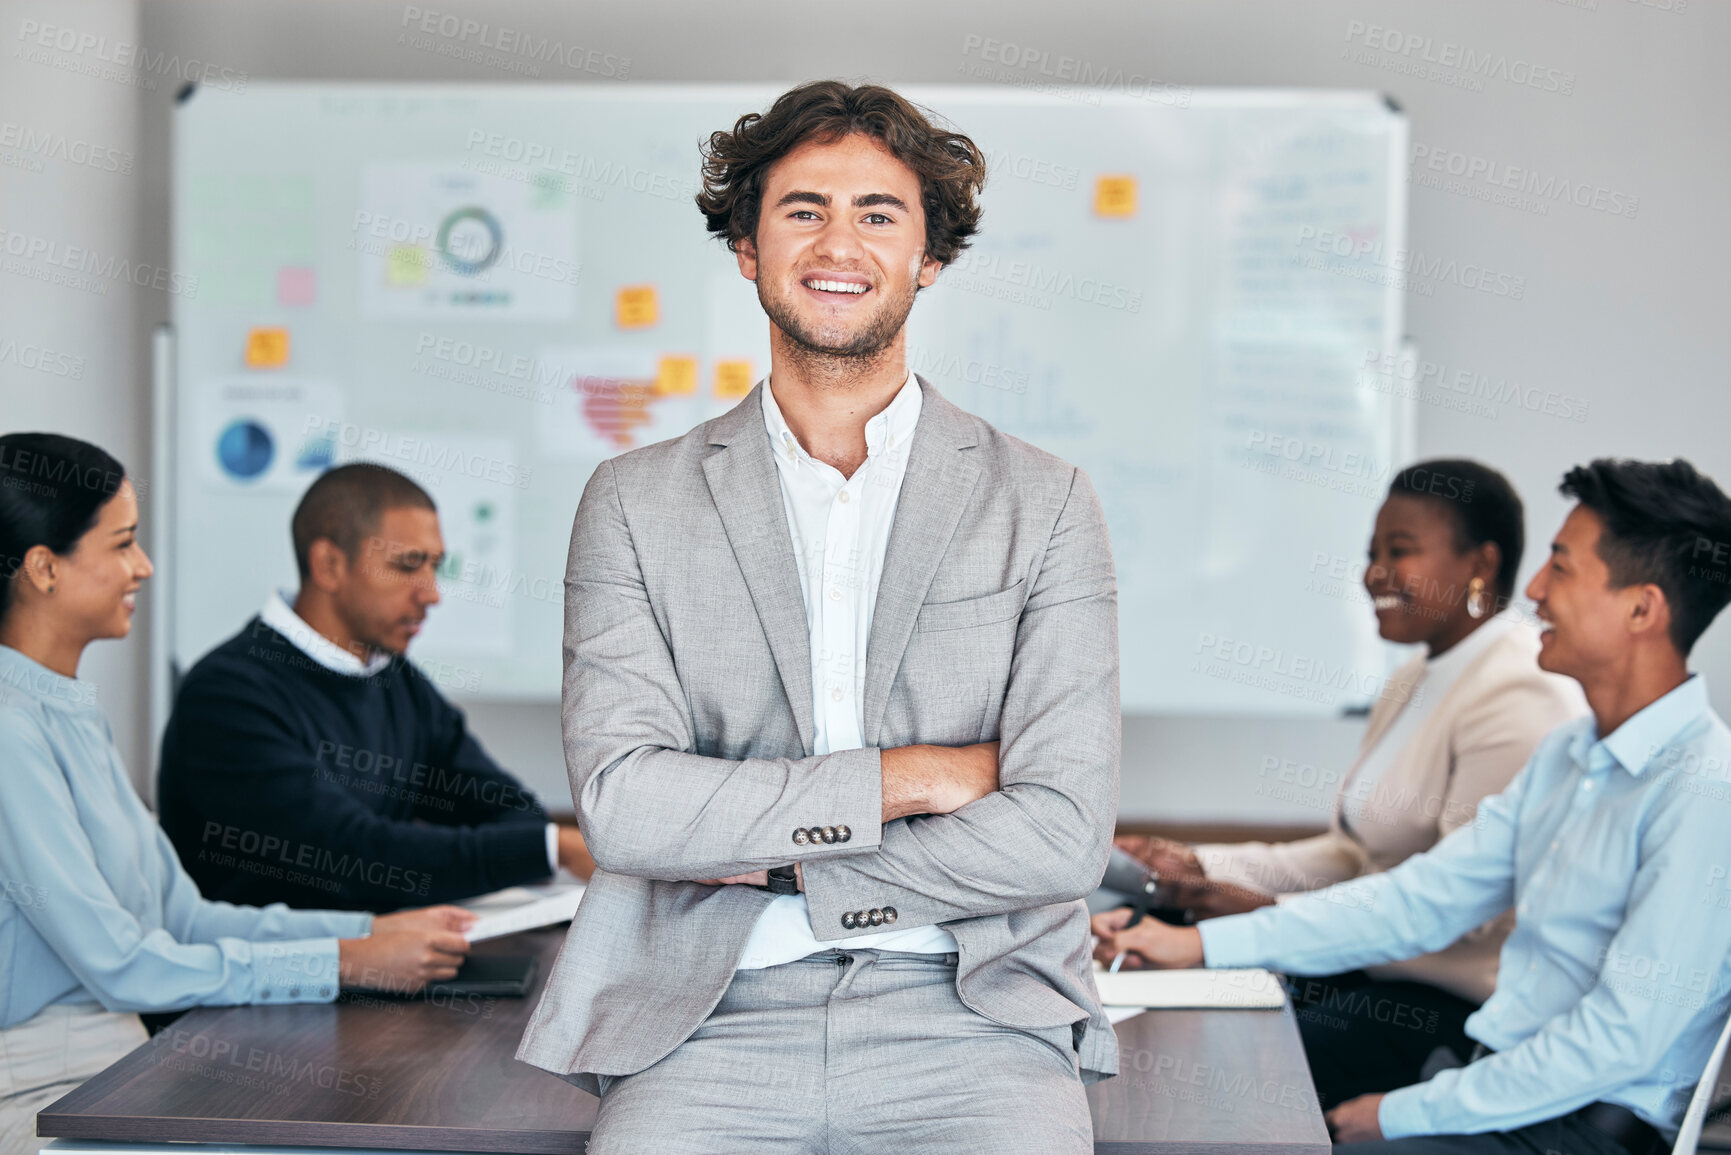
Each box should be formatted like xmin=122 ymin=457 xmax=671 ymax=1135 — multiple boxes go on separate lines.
xmin=0 ymin=433 xmax=475 ymax=1151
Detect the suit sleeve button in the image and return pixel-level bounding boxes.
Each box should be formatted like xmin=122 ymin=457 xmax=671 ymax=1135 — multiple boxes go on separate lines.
xmin=821 ymin=826 xmax=837 ymax=844
xmin=836 ymin=825 xmax=851 ymax=842
xmin=882 ymin=907 xmax=897 ymax=924
xmin=807 ymin=827 xmax=825 ymax=844
xmin=793 ymin=828 xmax=810 ymax=845
xmin=841 ymin=911 xmax=858 ymax=930
xmin=867 ymin=909 xmax=884 ymax=927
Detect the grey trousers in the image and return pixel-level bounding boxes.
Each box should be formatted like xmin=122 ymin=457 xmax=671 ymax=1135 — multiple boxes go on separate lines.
xmin=588 ymin=949 xmax=1095 ymax=1155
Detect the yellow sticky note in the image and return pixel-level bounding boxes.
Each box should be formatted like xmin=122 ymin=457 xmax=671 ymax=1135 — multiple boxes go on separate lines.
xmin=386 ymin=244 xmax=430 ymax=286
xmin=655 ymin=355 xmax=698 ymax=396
xmin=713 ymin=359 xmax=754 ymax=399
xmin=615 ymin=284 xmax=660 ymax=329
xmin=1093 ymin=175 xmax=1138 ymax=218
xmin=244 ymin=327 xmax=290 ymax=369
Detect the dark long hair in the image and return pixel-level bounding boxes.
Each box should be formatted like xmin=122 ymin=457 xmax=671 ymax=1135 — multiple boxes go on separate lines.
xmin=0 ymin=432 xmax=129 ymax=623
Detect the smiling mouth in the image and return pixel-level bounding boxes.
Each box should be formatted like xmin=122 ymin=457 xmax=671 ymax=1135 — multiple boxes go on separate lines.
xmin=802 ymin=277 xmax=869 ymax=297
xmin=1372 ymin=595 xmax=1405 ymax=611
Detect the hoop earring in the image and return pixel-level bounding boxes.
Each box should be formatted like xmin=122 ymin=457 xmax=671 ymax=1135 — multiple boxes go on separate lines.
xmin=1466 ymin=577 xmax=1486 ymax=620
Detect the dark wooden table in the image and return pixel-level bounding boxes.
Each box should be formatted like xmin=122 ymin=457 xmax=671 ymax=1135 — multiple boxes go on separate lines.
xmin=40 ymin=928 xmax=1328 ymax=1153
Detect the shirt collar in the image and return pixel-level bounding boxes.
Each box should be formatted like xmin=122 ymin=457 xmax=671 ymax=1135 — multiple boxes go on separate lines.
xmin=260 ymin=591 xmax=393 ymax=678
xmin=1568 ymin=673 xmax=1711 ymax=777
xmin=0 ymin=644 xmax=100 ymax=710
xmin=761 ymin=373 xmax=922 ymax=469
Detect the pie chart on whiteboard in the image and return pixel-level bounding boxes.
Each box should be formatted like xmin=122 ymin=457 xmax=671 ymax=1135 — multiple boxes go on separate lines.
xmin=216 ymin=418 xmax=275 ymax=480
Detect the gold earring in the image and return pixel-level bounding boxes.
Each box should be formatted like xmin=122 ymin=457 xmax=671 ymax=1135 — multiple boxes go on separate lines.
xmin=1466 ymin=577 xmax=1486 ymax=619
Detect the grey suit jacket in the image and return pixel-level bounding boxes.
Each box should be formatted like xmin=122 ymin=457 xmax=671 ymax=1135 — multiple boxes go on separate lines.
xmin=517 ymin=378 xmax=1122 ymax=1091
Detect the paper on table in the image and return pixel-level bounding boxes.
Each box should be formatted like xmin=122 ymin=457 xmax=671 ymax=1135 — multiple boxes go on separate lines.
xmin=1094 ymin=967 xmax=1285 ymax=1010
xmin=465 ymin=886 xmax=584 ymax=943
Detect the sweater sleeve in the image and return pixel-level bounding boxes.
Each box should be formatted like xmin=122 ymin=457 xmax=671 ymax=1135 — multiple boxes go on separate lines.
xmin=0 ymin=707 xmax=359 ymax=1013
xmin=410 ymin=667 xmax=553 ymax=829
xmin=164 ymin=661 xmax=551 ymax=909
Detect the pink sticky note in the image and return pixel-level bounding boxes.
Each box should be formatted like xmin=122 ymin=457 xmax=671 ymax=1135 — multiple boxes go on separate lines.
xmin=277 ymin=266 xmax=317 ymax=307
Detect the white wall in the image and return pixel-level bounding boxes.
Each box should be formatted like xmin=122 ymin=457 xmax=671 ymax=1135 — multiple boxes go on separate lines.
xmin=6 ymin=0 xmax=1725 ymax=821
xmin=0 ymin=0 xmax=147 ymax=779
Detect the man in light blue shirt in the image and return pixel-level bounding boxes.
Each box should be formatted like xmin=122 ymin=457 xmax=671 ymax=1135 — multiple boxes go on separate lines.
xmin=1096 ymin=458 xmax=1731 ymax=1154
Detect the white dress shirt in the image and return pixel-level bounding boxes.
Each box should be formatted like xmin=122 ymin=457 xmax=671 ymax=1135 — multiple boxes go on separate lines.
xmin=735 ymin=375 xmax=961 ymax=970
xmin=259 ymin=591 xmax=561 ymax=874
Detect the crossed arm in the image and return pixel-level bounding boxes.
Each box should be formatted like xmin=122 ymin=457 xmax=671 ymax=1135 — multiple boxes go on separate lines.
xmin=562 ymin=458 xmax=1121 ymax=925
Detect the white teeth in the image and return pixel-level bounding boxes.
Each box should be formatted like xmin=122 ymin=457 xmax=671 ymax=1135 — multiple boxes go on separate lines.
xmin=1373 ymin=595 xmax=1403 ymax=610
xmin=807 ymin=279 xmax=867 ymax=294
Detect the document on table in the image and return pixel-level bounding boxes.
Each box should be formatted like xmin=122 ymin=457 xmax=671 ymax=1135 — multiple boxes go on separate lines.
xmin=463 ymin=883 xmax=585 ymax=943
xmin=1095 ymin=967 xmax=1286 ymax=1011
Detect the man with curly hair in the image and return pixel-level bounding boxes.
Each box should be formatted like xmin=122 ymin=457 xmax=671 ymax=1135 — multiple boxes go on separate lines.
xmin=518 ymin=81 xmax=1121 ymax=1152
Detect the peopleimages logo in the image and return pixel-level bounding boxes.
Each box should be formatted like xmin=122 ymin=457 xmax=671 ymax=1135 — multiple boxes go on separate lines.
xmin=1342 ymin=21 xmax=1576 ymax=95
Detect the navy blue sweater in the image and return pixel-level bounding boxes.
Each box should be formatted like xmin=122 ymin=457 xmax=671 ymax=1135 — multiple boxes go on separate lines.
xmin=158 ymin=618 xmax=552 ymax=911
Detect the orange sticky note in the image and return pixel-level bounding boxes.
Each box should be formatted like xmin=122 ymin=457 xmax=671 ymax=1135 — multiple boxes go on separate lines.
xmin=713 ymin=359 xmax=754 ymax=399
xmin=245 ymin=327 xmax=290 ymax=368
xmin=655 ymin=355 xmax=698 ymax=396
xmin=1093 ymin=175 xmax=1138 ymax=218
xmin=615 ymin=284 xmax=659 ymax=329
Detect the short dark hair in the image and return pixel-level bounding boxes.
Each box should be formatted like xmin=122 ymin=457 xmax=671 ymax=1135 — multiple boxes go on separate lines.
xmin=1387 ymin=459 xmax=1525 ymax=601
xmin=696 ymin=80 xmax=987 ymax=267
xmin=1559 ymin=458 xmax=1731 ymax=656
xmin=0 ymin=433 xmax=130 ymax=624
xmin=291 ymin=464 xmax=435 ymax=580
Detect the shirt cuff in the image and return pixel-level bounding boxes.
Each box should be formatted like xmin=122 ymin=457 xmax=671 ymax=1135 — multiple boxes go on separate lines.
xmin=545 ymin=822 xmax=560 ymax=873
xmin=252 ymin=938 xmax=343 ymax=1004
xmin=1197 ymin=911 xmax=1269 ymax=968
xmin=1377 ymin=1084 xmax=1427 ymax=1139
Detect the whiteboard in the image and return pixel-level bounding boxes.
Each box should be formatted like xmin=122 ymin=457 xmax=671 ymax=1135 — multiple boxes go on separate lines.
xmin=168 ymin=83 xmax=1409 ymax=713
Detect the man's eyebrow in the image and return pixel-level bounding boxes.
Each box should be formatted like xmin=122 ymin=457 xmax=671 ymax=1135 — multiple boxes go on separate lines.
xmin=853 ymin=192 xmax=909 ymax=211
xmin=775 ymin=190 xmax=829 ymax=209
xmin=1551 ymin=541 xmax=1570 ymax=555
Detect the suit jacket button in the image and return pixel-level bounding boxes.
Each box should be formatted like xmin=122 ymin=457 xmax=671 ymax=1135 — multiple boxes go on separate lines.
xmin=882 ymin=907 xmax=897 ymax=924
xmin=841 ymin=911 xmax=858 ymax=930
xmin=793 ymin=828 xmax=810 ymax=845
xmin=836 ymin=825 xmax=851 ymax=843
xmin=808 ymin=827 xmax=825 ymax=845
xmin=821 ymin=826 xmax=837 ymax=844
xmin=867 ymin=909 xmax=884 ymax=927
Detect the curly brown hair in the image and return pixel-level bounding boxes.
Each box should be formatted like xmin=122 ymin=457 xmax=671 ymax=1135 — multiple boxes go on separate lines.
xmin=696 ymin=81 xmax=987 ymax=267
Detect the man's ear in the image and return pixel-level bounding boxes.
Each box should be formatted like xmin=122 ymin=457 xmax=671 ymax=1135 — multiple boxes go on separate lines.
xmin=1625 ymin=582 xmax=1673 ymax=642
xmin=918 ymin=251 xmax=943 ymax=289
xmin=304 ymin=538 xmax=350 ymax=595
xmin=735 ymin=236 xmax=758 ymax=282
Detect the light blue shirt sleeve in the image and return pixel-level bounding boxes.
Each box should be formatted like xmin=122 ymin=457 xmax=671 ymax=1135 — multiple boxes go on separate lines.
xmin=1376 ymin=754 xmax=1731 ymax=1138
xmin=154 ymin=823 xmax=373 ymax=946
xmin=0 ymin=707 xmax=371 ymax=1014
xmin=1199 ymin=759 xmax=1528 ymax=978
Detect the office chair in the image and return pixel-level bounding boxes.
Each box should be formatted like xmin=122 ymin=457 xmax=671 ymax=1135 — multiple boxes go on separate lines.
xmin=1672 ymin=1004 xmax=1731 ymax=1155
